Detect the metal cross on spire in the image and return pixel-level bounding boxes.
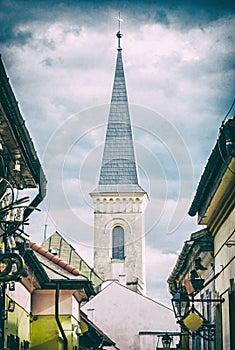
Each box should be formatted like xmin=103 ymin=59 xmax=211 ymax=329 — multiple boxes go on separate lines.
xmin=117 ymin=12 xmax=123 ymax=50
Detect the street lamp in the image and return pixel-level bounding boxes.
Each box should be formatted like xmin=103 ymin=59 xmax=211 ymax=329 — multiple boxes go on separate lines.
xmin=161 ymin=333 xmax=172 ymax=348
xmin=171 ymin=290 xmax=224 ymax=340
xmin=155 ymin=332 xmax=181 ymax=349
xmin=171 ymin=290 xmax=189 ymax=319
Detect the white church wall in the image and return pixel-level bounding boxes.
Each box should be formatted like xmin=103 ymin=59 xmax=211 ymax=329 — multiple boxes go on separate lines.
xmin=82 ymin=281 xmax=179 ymax=350
xmin=92 ymin=193 xmax=148 ymax=293
xmin=139 ymin=333 xmax=157 ymax=350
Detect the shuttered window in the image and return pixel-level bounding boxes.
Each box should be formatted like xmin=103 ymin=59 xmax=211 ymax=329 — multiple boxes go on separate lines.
xmin=112 ymin=226 xmax=124 ymax=260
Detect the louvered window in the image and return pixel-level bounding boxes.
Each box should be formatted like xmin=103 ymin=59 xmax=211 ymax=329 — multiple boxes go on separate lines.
xmin=112 ymin=226 xmax=124 ymax=260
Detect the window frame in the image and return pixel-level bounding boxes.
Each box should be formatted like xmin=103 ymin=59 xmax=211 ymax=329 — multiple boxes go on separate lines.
xmin=112 ymin=225 xmax=125 ymax=260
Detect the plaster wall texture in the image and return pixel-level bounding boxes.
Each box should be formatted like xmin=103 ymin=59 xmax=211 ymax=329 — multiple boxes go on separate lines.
xmin=6 ymin=296 xmax=30 ymax=341
xmin=82 ymin=281 xmax=178 ymax=350
xmin=93 ymin=194 xmax=147 ymax=291
xmin=8 ymin=282 xmax=31 ymax=313
xmin=139 ymin=333 xmax=180 ymax=350
xmin=139 ymin=334 xmax=158 ymax=350
xmin=32 ymin=289 xmax=79 ymax=319
xmin=214 ymin=208 xmax=235 ymax=291
xmin=214 ymin=207 xmax=235 ymax=350
xmin=220 ymin=292 xmax=231 ymax=350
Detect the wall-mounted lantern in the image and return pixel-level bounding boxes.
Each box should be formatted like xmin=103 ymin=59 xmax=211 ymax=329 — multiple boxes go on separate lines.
xmin=171 ymin=290 xmax=224 ymax=340
xmin=161 ymin=332 xmax=173 ymax=348
xmin=155 ymin=332 xmax=182 ymax=349
xmin=8 ymin=299 xmax=15 ymax=312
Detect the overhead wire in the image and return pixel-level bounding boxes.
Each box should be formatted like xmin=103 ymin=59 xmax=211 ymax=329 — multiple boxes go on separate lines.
xmin=221 ymin=98 xmax=235 ymax=125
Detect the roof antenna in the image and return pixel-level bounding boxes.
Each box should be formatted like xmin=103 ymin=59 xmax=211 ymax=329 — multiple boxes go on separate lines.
xmin=117 ymin=12 xmax=123 ymax=50
xmin=43 ymin=223 xmax=48 ymax=242
xmin=43 ymin=205 xmax=50 ymax=241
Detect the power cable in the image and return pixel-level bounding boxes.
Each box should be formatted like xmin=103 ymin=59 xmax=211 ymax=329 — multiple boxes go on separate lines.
xmin=221 ymin=98 xmax=235 ymax=125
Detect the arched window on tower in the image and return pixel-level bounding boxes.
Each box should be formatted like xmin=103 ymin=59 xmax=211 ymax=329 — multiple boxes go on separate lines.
xmin=112 ymin=226 xmax=124 ymax=260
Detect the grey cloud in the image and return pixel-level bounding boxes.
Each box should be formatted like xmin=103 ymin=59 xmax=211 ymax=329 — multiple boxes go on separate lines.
xmin=0 ymin=0 xmax=234 ymax=300
xmin=41 ymin=57 xmax=54 ymax=67
xmin=1 ymin=0 xmax=234 ymax=48
xmin=0 ymin=26 xmax=32 ymax=46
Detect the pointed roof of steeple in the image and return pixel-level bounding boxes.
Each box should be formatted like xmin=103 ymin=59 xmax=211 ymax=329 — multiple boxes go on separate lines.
xmin=92 ymin=26 xmax=146 ymax=195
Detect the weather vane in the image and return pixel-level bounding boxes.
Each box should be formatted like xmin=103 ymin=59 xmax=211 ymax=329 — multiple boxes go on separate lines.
xmin=117 ymin=12 xmax=123 ymax=50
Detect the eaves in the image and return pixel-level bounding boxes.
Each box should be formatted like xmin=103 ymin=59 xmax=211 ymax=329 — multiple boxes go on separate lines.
xmin=188 ymin=118 xmax=235 ymax=223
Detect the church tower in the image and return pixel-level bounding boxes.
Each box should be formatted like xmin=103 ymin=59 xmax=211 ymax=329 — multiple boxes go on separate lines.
xmin=90 ymin=23 xmax=148 ymax=294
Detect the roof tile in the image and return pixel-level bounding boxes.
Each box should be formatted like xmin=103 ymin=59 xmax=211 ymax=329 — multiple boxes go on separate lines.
xmin=30 ymin=241 xmax=81 ymax=276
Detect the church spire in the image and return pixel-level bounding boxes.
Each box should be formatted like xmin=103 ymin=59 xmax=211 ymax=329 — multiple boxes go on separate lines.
xmin=90 ymin=21 xmax=148 ymax=294
xmin=94 ymin=20 xmax=145 ymax=194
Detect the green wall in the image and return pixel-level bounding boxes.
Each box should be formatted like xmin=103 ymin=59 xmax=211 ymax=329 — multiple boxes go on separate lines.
xmin=31 ymin=315 xmax=79 ymax=350
xmin=5 ymin=296 xmax=30 ymax=343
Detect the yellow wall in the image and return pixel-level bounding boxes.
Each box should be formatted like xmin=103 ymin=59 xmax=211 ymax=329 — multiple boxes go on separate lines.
xmin=31 ymin=315 xmax=79 ymax=350
xmin=5 ymin=296 xmax=30 ymax=342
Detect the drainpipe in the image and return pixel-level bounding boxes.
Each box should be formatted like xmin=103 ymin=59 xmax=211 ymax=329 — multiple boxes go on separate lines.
xmin=23 ymin=168 xmax=47 ymax=220
xmin=55 ymin=282 xmax=68 ymax=350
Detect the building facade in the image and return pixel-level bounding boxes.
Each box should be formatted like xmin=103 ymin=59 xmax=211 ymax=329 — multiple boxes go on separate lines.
xmin=0 ymin=56 xmax=115 ymax=350
xmin=0 ymin=55 xmax=46 ymax=349
xmin=168 ymin=229 xmax=216 ymax=349
xmin=4 ymin=239 xmax=115 ymax=350
xmin=188 ymin=117 xmax=235 ymax=350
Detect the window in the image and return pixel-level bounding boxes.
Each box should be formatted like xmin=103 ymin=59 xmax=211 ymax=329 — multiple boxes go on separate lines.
xmin=22 ymin=341 xmax=30 ymax=350
xmin=7 ymin=334 xmax=20 ymax=350
xmin=112 ymin=226 xmax=124 ymax=260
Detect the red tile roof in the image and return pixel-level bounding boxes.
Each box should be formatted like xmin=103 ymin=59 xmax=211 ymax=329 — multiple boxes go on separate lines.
xmin=30 ymin=241 xmax=81 ymax=276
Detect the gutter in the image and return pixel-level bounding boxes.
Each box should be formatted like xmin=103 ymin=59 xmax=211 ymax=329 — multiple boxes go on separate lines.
xmin=23 ymin=168 xmax=47 ymax=219
xmin=188 ymin=117 xmax=235 ymax=218
xmin=55 ymin=282 xmax=68 ymax=350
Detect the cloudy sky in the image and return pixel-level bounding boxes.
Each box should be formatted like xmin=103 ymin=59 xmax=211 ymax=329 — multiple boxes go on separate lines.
xmin=1 ymin=0 xmax=234 ymax=305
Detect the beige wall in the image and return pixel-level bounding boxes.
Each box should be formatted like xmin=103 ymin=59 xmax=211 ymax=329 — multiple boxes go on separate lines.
xmin=32 ymin=289 xmax=80 ymax=320
xmin=214 ymin=207 xmax=235 ymax=349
